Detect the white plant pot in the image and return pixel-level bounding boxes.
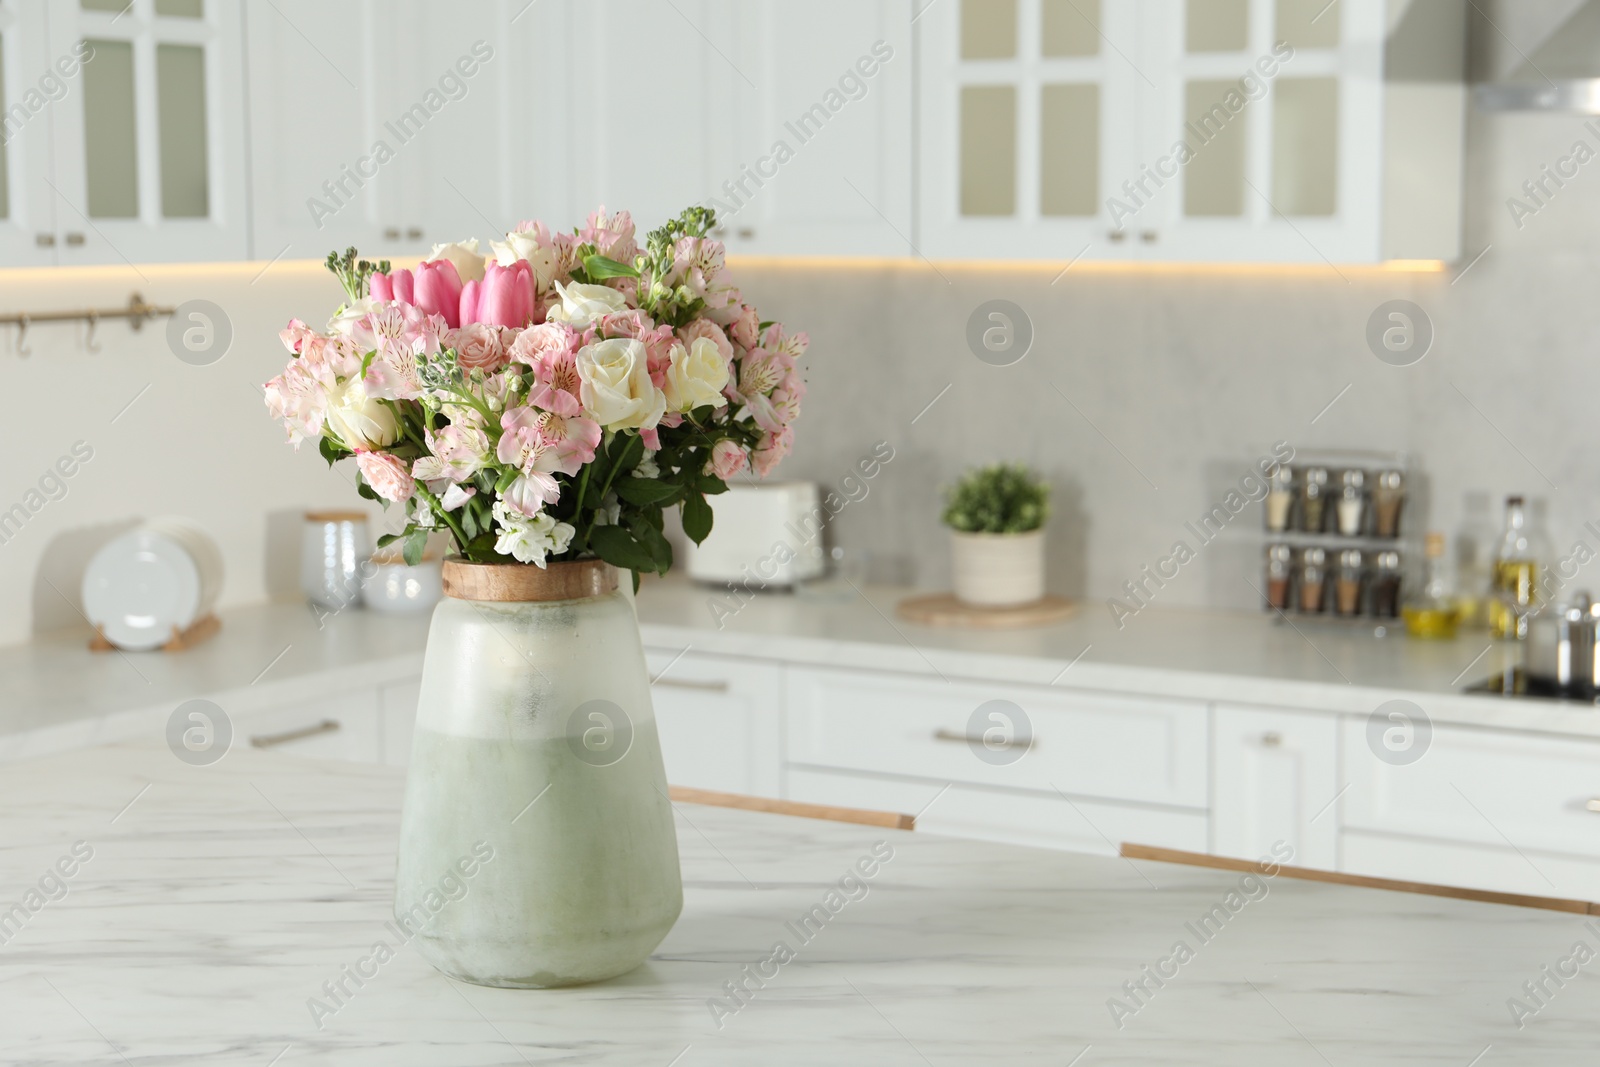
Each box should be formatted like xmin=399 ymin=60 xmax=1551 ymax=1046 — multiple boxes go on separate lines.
xmin=949 ymin=529 xmax=1046 ymax=607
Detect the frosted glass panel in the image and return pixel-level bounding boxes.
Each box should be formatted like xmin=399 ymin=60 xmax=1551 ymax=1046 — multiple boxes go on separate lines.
xmin=961 ymin=0 xmax=1017 ymax=59
xmin=1041 ymin=0 xmax=1099 ymax=57
xmin=0 ymin=37 xmax=8 ymax=220
xmin=1272 ymin=77 xmax=1337 ymax=215
xmin=1187 ymin=0 xmax=1249 ymax=52
xmin=961 ymin=85 xmax=1015 ymax=216
xmin=157 ymin=44 xmax=209 ymax=218
xmin=1040 ymin=84 xmax=1097 ymax=216
xmin=1277 ymin=0 xmax=1339 ymax=48
xmin=155 ymin=0 xmax=204 ymax=16
xmin=83 ymin=38 xmax=139 ymax=219
xmin=80 ymin=0 xmax=127 ymax=10
xmin=1183 ymin=79 xmax=1246 ymax=217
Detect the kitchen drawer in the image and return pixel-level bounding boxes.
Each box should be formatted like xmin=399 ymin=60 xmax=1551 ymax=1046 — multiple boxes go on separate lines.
xmin=238 ymin=690 xmax=381 ymax=763
xmin=1212 ymin=706 xmax=1339 ymax=870
xmin=785 ymin=667 xmax=1207 ymax=809
xmin=1343 ymin=831 xmax=1600 ymax=904
xmin=787 ymin=768 xmax=1207 ymax=855
xmin=1342 ymin=721 xmax=1600 ymax=860
xmin=645 ymin=648 xmax=782 ymax=797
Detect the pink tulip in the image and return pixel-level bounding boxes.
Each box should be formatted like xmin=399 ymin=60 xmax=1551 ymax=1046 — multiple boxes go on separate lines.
xmin=413 ymin=259 xmax=463 ymax=328
xmin=368 ymin=268 xmax=414 ymax=305
xmin=478 ymin=260 xmax=535 ymax=328
xmin=459 ymin=279 xmax=481 ymax=326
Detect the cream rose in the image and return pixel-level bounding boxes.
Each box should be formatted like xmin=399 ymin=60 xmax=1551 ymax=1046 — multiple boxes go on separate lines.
xmin=546 ymin=281 xmax=629 ymax=328
xmin=664 ymin=337 xmax=731 ymax=412
xmin=576 ymin=338 xmax=666 ymax=430
xmin=491 ymin=230 xmax=560 ymax=291
xmin=324 ymin=377 xmax=400 ymax=449
xmin=426 ymin=239 xmax=486 ymax=283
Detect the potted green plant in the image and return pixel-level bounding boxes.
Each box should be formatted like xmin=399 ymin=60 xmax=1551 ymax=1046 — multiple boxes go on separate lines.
xmin=942 ymin=464 xmax=1049 ymax=607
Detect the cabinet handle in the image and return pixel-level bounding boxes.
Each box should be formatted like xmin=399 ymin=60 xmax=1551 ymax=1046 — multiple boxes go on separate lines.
xmin=406 ymin=226 xmax=422 ymax=240
xmin=384 ymin=227 xmax=401 ymax=240
xmin=1108 ymin=230 xmax=1126 ymax=242
xmin=652 ymin=677 xmax=730 ymax=693
xmin=1140 ymin=230 xmax=1158 ymax=243
xmin=35 ymin=233 xmax=55 ymax=247
xmin=1586 ymin=799 xmax=1600 ymax=813
xmin=737 ymin=227 xmax=755 ymax=239
xmin=1262 ymin=732 xmax=1283 ymax=747
xmin=65 ymin=232 xmax=85 ymax=246
xmin=250 ymin=719 xmax=340 ymax=748
xmin=933 ymin=728 xmax=1029 ymax=749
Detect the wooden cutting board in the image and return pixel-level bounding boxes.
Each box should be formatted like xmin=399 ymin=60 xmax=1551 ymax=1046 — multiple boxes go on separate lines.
xmin=895 ymin=593 xmax=1076 ymax=629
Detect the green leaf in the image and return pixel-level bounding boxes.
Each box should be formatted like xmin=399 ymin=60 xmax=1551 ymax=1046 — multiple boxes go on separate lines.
xmin=632 ymin=517 xmax=674 ymax=574
xmin=610 ymin=431 xmax=644 ymax=472
xmin=461 ymin=502 xmax=479 ymax=541
xmin=402 ymin=527 xmax=428 ymax=566
xmin=318 ymin=436 xmax=348 ymax=467
xmin=583 ymin=254 xmax=640 ymax=279
xmin=589 ymin=524 xmax=656 ymax=572
xmin=615 ymin=477 xmax=679 ymax=506
xmin=682 ymin=491 xmax=714 ymax=545
xmin=356 ymin=478 xmax=379 ymax=502
xmin=495 ymin=466 xmax=521 ymax=493
xmin=698 ymin=472 xmax=729 ymax=495
xmin=376 ymin=532 xmax=402 ymax=549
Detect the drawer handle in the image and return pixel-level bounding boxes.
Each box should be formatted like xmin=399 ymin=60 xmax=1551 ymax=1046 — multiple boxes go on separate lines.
xmin=250 ymin=719 xmax=340 ymax=748
xmin=933 ymin=728 xmax=1030 ymax=750
xmin=652 ymin=677 xmax=730 ymax=693
xmin=1587 ymin=799 xmax=1600 ymax=814
xmin=1262 ymin=732 xmax=1283 ymax=747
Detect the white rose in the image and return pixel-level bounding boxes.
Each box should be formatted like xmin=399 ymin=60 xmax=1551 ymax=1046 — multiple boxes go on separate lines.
xmin=576 ymin=338 xmax=666 ymax=430
xmin=664 ymin=337 xmax=731 ymax=412
xmin=546 ymin=280 xmax=628 ymax=328
xmin=491 ymin=230 xmax=559 ymax=290
xmin=426 ymin=239 xmax=486 ymax=283
xmin=324 ymin=377 xmax=400 ymax=449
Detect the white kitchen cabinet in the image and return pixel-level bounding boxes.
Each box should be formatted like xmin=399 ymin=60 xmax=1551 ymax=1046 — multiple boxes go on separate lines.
xmin=917 ymin=0 xmax=1464 ymax=263
xmin=44 ymin=0 xmax=248 ymax=264
xmin=238 ymin=687 xmax=381 ymax=763
xmin=0 ymin=1 xmax=60 ymax=266
xmin=645 ymin=648 xmax=782 ymax=797
xmin=786 ymin=665 xmax=1209 ymax=807
xmin=721 ymin=1 xmax=913 ymax=256
xmin=1211 ymin=704 xmax=1338 ymax=869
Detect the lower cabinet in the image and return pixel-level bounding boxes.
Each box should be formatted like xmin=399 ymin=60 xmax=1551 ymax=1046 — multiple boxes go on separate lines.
xmin=644 ymin=649 xmax=783 ymax=797
xmin=237 ymin=688 xmax=384 ymax=763
xmin=1211 ymin=705 xmax=1340 ymax=870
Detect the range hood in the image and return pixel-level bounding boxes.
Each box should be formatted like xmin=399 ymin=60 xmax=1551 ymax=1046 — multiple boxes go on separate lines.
xmin=1476 ymin=0 xmax=1600 ymax=112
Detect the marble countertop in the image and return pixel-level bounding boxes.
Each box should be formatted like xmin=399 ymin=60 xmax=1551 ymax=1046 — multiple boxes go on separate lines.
xmin=6 ymin=575 xmax=1600 ymax=760
xmin=3 ymin=740 xmax=1595 ymax=1065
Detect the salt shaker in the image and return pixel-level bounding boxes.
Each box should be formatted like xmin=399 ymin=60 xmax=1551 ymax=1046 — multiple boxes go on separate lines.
xmin=1336 ymin=469 xmax=1367 ymax=537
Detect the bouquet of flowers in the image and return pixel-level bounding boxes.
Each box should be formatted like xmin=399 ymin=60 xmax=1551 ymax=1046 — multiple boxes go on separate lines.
xmin=264 ymin=206 xmax=807 ymax=579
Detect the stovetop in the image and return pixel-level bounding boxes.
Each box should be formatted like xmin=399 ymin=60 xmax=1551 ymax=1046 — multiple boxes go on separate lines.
xmin=1464 ymin=666 xmax=1600 ymax=705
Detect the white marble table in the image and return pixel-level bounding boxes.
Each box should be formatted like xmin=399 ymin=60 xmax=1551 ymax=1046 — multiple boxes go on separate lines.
xmin=1 ymin=741 xmax=1595 ymax=1065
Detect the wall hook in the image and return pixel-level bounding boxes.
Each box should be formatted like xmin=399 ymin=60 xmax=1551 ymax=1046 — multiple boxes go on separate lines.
xmin=15 ymin=314 xmax=29 ymax=357
xmin=84 ymin=309 xmax=101 ymax=353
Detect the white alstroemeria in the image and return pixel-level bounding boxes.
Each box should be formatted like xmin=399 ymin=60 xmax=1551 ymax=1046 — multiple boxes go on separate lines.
xmin=492 ymin=503 xmax=575 ymax=567
xmin=632 ymin=453 xmax=660 ymax=480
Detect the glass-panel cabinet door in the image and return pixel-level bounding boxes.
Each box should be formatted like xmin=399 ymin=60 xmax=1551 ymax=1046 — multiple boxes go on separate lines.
xmin=1134 ymin=0 xmax=1381 ymax=262
xmin=919 ymin=0 xmax=1144 ymax=259
xmin=45 ymin=0 xmax=247 ymax=264
xmin=0 ymin=0 xmax=60 ymax=266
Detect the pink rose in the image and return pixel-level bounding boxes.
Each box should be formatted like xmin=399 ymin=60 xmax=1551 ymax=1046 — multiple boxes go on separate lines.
xmin=752 ymin=427 xmax=793 ymax=478
xmin=447 ymin=323 xmax=508 ymax=373
xmin=356 ymin=450 xmax=415 ymax=503
xmin=709 ymin=439 xmax=747 ymax=480
xmin=729 ymin=304 xmax=760 ymax=350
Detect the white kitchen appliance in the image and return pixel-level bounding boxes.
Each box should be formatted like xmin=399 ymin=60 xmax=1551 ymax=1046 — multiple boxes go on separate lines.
xmin=684 ymin=482 xmax=826 ymax=588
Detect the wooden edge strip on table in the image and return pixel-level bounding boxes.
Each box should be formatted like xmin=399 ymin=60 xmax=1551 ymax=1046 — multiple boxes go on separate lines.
xmin=1121 ymin=842 xmax=1597 ymax=915
xmin=668 ymin=786 xmax=915 ymax=831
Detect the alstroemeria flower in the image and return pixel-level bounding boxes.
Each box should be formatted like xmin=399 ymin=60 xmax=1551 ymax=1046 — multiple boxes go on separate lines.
xmin=412 ymin=424 xmax=488 ymax=490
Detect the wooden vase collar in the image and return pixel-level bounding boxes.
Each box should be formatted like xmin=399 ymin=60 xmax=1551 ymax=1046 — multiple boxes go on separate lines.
xmin=440 ymin=558 xmax=617 ymax=602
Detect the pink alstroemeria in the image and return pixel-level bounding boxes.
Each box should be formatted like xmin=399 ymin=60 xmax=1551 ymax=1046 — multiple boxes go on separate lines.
xmin=670 ymin=235 xmax=725 ymax=297
xmin=495 ymin=409 xmax=566 ymax=516
xmin=752 ymin=426 xmax=793 ymax=478
xmin=263 ymin=361 xmax=327 ymax=447
xmin=510 ymin=325 xmax=582 ymax=417
xmin=412 ymin=424 xmax=487 ymax=490
xmin=438 ymin=483 xmax=476 ymax=511
xmin=413 ymin=259 xmax=463 ymax=328
xmin=500 ymin=405 xmax=596 ymax=477
xmin=580 ymin=206 xmax=639 ymax=264
xmin=735 ymin=348 xmax=794 ymax=433
xmin=280 ymin=318 xmax=314 ymax=354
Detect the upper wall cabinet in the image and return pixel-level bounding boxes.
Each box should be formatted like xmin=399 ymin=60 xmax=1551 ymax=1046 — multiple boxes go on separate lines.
xmin=43 ymin=0 xmax=248 ymax=265
xmin=918 ymin=0 xmax=1465 ymax=263
xmin=0 ymin=1 xmax=58 ymax=266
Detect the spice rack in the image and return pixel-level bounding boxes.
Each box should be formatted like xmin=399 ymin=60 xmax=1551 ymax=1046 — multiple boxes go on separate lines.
xmin=1254 ymin=448 xmax=1422 ymax=634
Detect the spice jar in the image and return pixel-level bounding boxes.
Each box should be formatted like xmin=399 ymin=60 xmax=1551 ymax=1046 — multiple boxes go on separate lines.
xmin=1266 ymin=544 xmax=1292 ymax=610
xmin=1336 ymin=469 xmax=1367 ymax=537
xmin=1299 ymin=547 xmax=1327 ymax=613
xmin=1372 ymin=470 xmax=1405 ymax=539
xmin=1336 ymin=548 xmax=1364 ymax=616
xmin=1265 ymin=466 xmax=1294 ymax=533
xmin=1301 ymin=468 xmax=1329 ymax=533
xmin=1371 ymin=550 xmax=1402 ymax=618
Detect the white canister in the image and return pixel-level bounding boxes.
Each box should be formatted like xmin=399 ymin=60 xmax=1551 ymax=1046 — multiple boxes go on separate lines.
xmin=301 ymin=511 xmax=369 ymax=609
xmin=82 ymin=517 xmax=225 ymax=650
xmin=363 ymin=555 xmax=443 ymax=613
xmin=949 ymin=529 xmax=1046 ymax=607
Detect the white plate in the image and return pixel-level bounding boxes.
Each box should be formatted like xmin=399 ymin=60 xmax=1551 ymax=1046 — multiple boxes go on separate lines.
xmin=82 ymin=529 xmax=202 ymax=651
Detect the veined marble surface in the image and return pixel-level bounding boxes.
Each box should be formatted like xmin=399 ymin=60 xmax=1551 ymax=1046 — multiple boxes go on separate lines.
xmin=2 ymin=741 xmax=1596 ymax=1065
